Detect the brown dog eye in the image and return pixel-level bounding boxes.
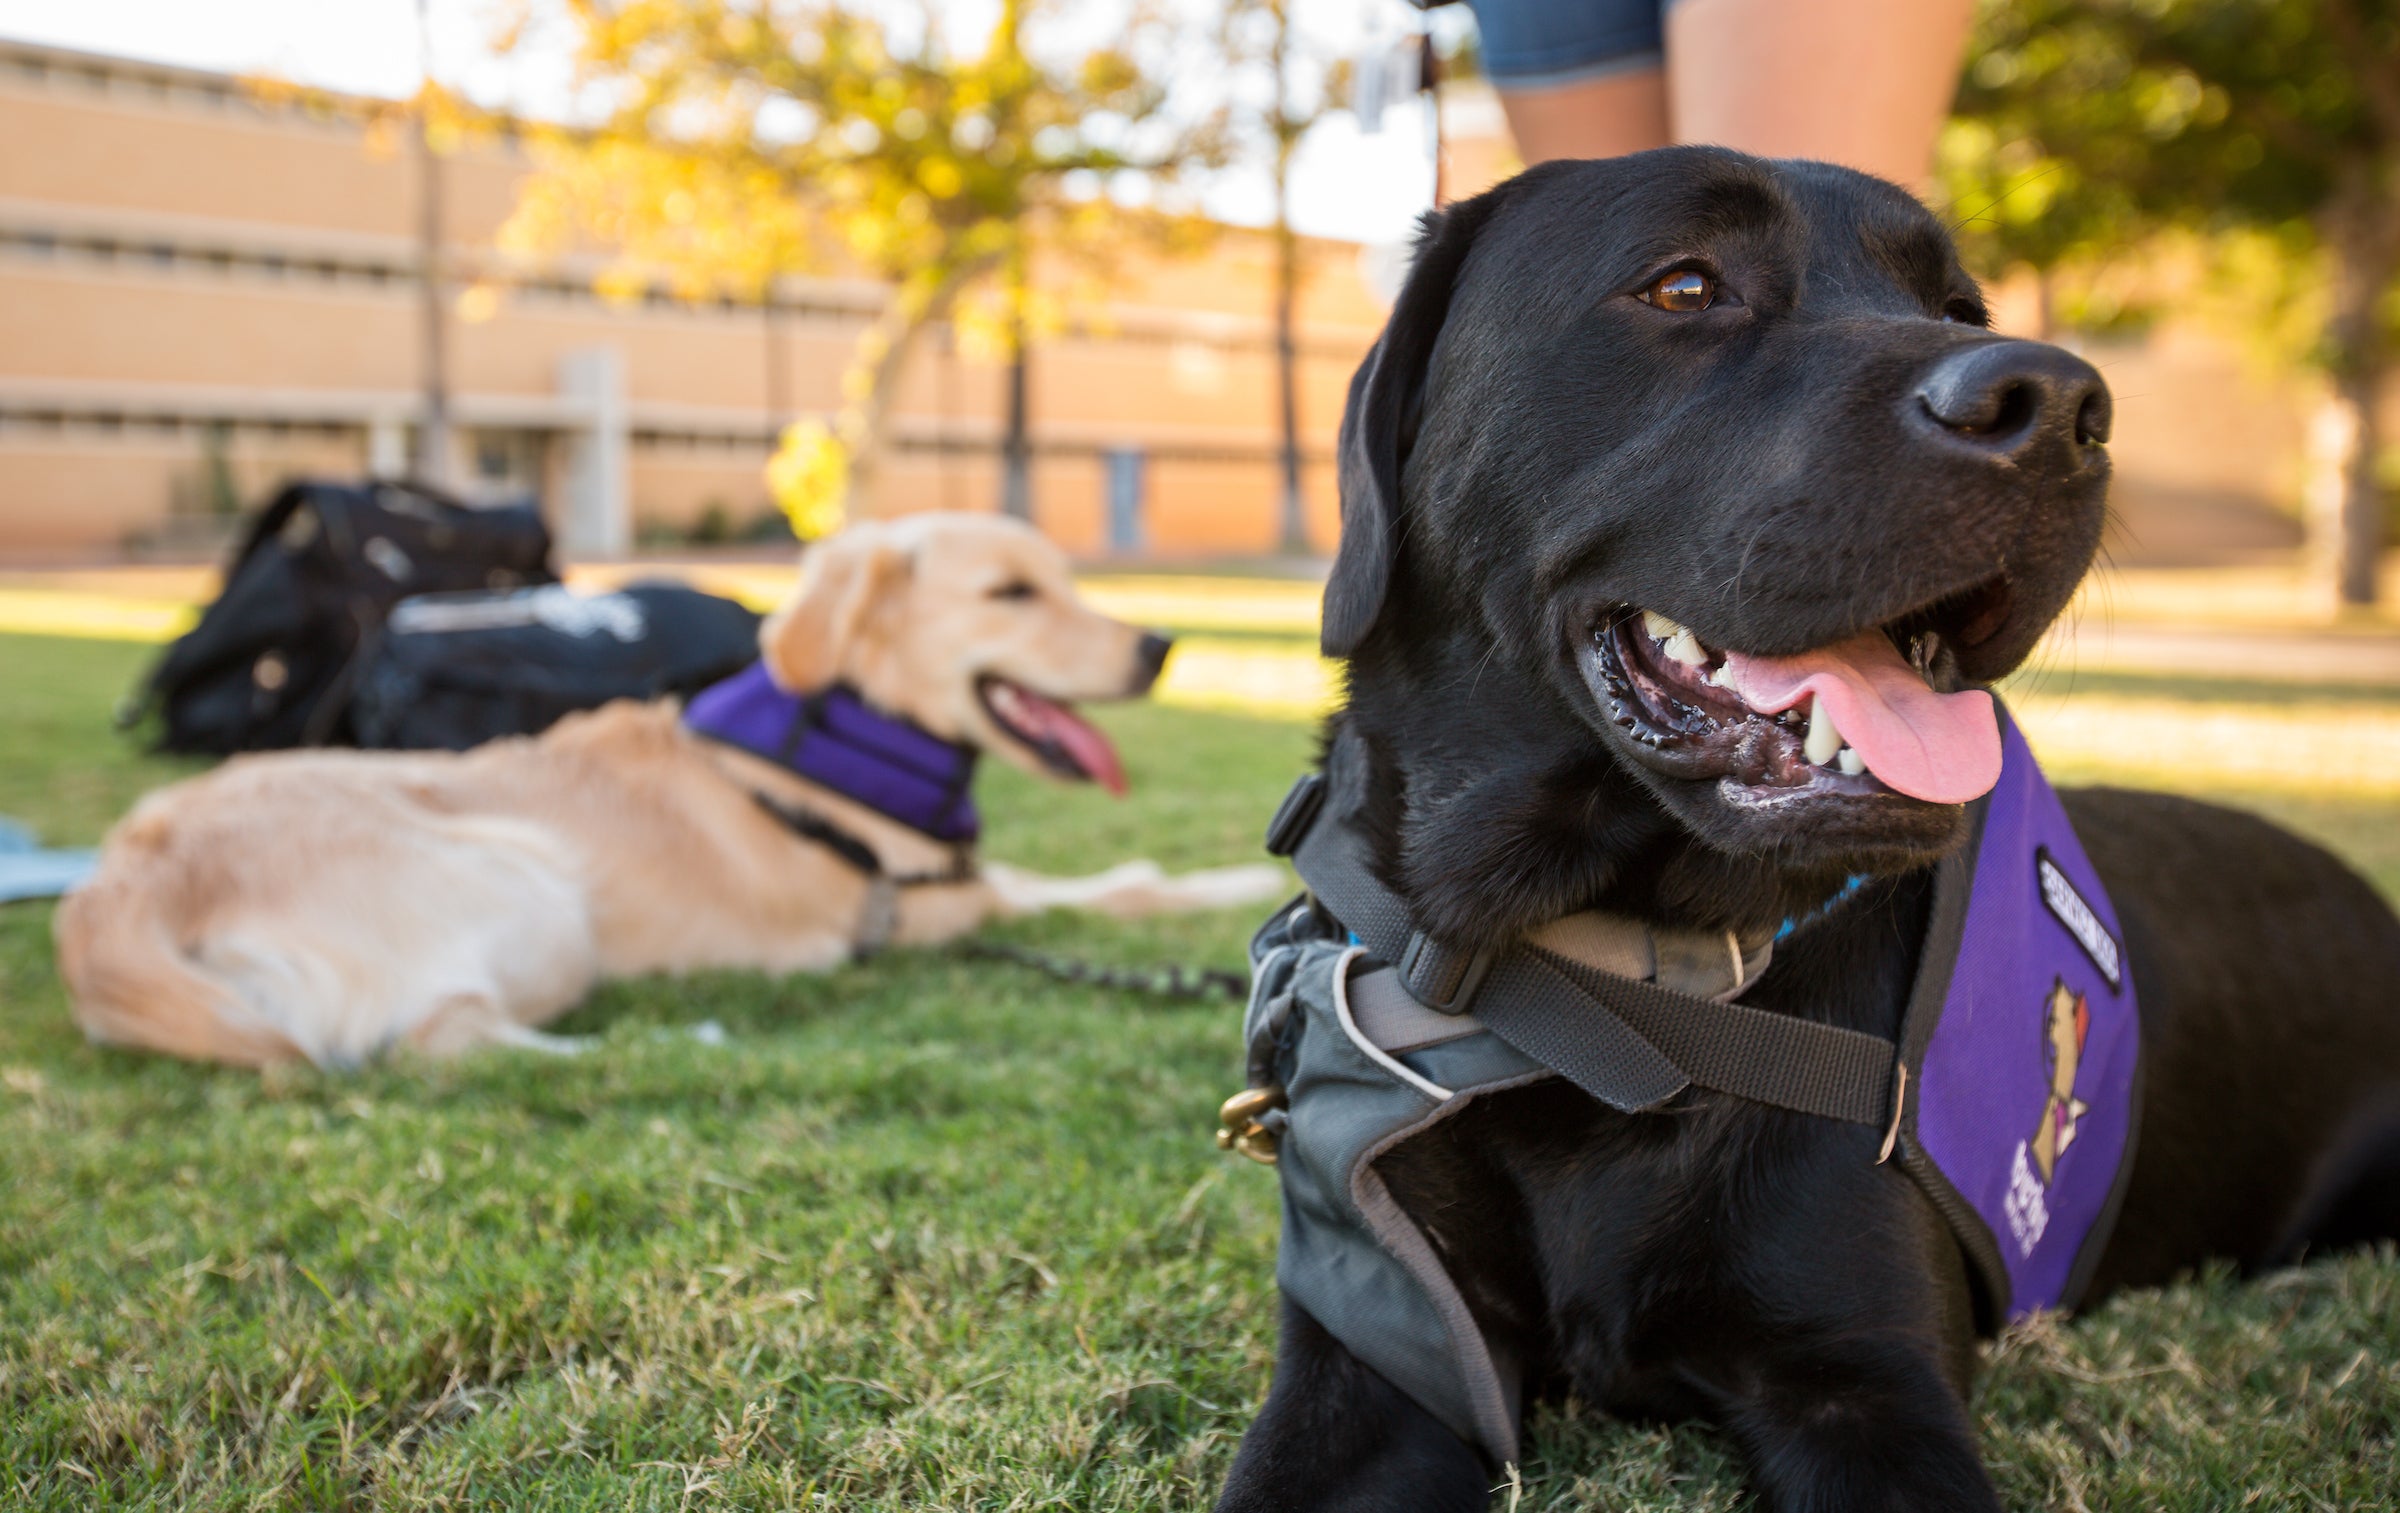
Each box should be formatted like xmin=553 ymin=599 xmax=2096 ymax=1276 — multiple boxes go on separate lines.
xmin=989 ymin=580 xmax=1038 ymax=602
xmin=1642 ymin=270 xmax=1716 ymax=312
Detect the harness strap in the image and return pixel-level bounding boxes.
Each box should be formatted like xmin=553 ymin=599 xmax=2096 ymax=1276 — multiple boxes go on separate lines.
xmin=750 ymin=788 xmax=884 ymax=876
xmin=1463 ymin=948 xmax=1689 ymax=1113
xmin=748 ymin=787 xmax=976 ymax=955
xmin=1534 ymin=949 xmax=1899 ymax=1126
xmin=1277 ymin=772 xmax=1901 ymax=1128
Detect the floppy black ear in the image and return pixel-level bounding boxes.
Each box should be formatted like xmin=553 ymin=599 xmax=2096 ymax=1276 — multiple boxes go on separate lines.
xmin=1322 ymin=190 xmax=1510 ymax=657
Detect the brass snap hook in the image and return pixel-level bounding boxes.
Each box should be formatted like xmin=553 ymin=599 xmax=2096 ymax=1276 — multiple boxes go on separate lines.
xmin=1215 ymin=1084 xmax=1287 ymax=1165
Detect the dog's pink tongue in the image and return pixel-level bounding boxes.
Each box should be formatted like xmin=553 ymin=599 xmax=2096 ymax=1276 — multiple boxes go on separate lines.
xmin=1719 ymin=631 xmax=2001 ymax=804
xmin=1014 ymin=689 xmax=1128 ymax=797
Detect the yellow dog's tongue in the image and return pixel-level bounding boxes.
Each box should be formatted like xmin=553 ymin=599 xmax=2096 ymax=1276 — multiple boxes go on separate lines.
xmin=1013 ymin=688 xmax=1128 ymax=797
xmin=1719 ymin=630 xmax=2001 ymax=804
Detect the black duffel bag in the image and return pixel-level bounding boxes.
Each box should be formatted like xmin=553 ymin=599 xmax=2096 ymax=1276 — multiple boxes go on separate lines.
xmin=132 ymin=479 xmax=556 ymax=753
xmin=348 ymin=581 xmax=763 ymax=750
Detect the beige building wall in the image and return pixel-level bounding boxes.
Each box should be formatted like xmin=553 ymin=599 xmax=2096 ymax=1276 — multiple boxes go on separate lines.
xmin=8 ymin=41 xmax=2345 ymax=569
xmin=0 ymin=40 xmax=1382 ymax=559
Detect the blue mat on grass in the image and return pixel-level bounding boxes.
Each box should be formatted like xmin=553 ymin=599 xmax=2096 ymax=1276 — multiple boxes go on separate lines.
xmin=0 ymin=818 xmax=97 ymax=903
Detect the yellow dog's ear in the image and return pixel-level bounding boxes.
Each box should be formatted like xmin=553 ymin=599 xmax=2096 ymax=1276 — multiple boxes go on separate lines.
xmin=760 ymin=531 xmax=909 ymax=692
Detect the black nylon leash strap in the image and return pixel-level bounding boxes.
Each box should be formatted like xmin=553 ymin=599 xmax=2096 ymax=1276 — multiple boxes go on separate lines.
xmin=1282 ymin=776 xmax=1898 ymax=1127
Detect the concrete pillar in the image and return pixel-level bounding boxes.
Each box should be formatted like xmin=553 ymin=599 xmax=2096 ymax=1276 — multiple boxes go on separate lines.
xmin=368 ymin=415 xmax=409 ymax=479
xmin=557 ymin=346 xmax=629 ymax=557
xmin=1103 ymin=445 xmax=1146 ymax=555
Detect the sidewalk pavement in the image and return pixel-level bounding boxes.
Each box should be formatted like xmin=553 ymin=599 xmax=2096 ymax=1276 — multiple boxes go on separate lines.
xmin=2025 ymin=623 xmax=2400 ymax=686
xmin=2 ymin=560 xmax=2396 ymax=690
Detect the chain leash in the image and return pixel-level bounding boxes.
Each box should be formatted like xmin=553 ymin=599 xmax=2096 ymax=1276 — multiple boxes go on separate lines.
xmin=951 ymin=940 xmax=1247 ymax=1004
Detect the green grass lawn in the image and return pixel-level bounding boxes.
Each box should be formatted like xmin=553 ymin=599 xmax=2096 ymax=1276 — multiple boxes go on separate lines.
xmin=3 ymin=631 xmax=2396 ymax=1510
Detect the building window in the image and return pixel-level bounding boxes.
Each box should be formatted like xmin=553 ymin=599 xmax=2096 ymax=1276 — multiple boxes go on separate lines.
xmin=475 ymin=436 xmax=513 ymax=481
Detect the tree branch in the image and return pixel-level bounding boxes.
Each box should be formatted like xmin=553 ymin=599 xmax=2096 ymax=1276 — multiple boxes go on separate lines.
xmin=2323 ymin=0 xmax=2400 ymax=145
xmin=841 ymin=252 xmax=1004 ymax=511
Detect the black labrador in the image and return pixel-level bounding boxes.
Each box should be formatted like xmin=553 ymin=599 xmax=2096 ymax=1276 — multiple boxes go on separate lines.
xmin=1216 ymin=149 xmax=2400 ymax=1512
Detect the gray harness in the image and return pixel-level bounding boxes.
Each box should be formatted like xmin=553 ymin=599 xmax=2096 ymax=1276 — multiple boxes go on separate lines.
xmin=1238 ymin=882 xmax=1791 ymax=1466
xmin=1226 ymin=718 xmax=2143 ymax=1470
xmin=1227 ymin=744 xmax=1924 ymax=1468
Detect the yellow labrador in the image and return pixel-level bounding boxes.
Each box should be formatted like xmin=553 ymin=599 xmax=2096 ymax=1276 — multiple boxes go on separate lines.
xmin=55 ymin=512 xmax=1283 ymax=1068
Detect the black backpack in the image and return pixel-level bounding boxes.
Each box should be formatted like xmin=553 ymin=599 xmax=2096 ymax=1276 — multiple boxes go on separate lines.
xmin=348 ymin=582 xmax=763 ymax=750
xmin=132 ymin=479 xmax=556 ymax=753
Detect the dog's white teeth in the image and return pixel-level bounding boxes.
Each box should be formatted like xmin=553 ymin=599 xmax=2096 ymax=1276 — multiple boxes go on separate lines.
xmin=1804 ymin=697 xmax=1844 ymax=766
xmin=1836 ymin=746 xmax=1867 ymax=777
xmin=1639 ymin=611 xmax=1710 ymax=668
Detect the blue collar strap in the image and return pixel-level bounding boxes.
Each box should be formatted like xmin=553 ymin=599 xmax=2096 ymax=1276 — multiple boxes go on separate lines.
xmin=682 ymin=661 xmax=980 ymax=843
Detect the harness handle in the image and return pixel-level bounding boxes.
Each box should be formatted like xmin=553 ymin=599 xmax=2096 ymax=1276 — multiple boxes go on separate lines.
xmin=1274 ymin=771 xmax=1903 ymax=1131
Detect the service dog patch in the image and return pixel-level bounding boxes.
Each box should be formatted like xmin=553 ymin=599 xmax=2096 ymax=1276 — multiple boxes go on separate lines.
xmin=1913 ymin=714 xmax=2141 ymax=1315
xmin=2038 ymin=850 xmax=2121 ymax=990
xmin=2000 ymin=978 xmax=2096 ymax=1258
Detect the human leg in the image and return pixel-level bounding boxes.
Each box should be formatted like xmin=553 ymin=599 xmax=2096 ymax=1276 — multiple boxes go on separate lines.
xmin=1494 ymin=69 xmax=1670 ymax=164
xmin=1465 ymin=0 xmax=1672 ymax=163
xmin=1664 ymin=0 xmax=1974 ymax=191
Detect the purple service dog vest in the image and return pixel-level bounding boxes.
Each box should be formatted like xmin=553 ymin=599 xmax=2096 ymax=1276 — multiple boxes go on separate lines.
xmin=682 ymin=660 xmax=981 ymax=842
xmin=1901 ymin=711 xmax=2141 ymax=1317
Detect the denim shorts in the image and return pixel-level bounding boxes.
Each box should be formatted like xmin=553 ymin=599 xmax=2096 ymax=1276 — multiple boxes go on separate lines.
xmin=1462 ymin=0 xmax=1683 ymax=90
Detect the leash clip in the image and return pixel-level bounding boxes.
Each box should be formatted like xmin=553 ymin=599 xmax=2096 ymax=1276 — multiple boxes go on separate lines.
xmin=1216 ymin=1084 xmax=1288 ymax=1165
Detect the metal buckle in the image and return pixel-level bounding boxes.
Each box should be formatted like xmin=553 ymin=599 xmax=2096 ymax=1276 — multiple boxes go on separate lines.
xmin=1215 ymin=1084 xmax=1287 ymax=1164
xmin=855 ymin=877 xmax=900 ymax=959
xmin=1263 ymin=771 xmax=1326 ymax=858
xmin=1399 ymin=932 xmax=1495 ymax=1015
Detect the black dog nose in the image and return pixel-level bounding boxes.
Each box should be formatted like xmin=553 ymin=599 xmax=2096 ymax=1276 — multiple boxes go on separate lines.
xmin=1131 ymin=631 xmax=1174 ymax=693
xmin=1914 ymin=340 xmax=2111 ymax=457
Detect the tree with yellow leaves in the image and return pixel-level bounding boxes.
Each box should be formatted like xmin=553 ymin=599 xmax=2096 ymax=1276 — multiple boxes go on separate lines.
xmin=1219 ymin=0 xmax=1348 ymax=556
xmin=500 ymin=0 xmax=1222 ymax=539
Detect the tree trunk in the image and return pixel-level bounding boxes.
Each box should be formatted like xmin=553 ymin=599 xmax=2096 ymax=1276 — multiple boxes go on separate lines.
xmin=2304 ymin=370 xmax=2385 ymax=609
xmin=1271 ymin=2 xmax=1307 ymax=555
xmin=413 ymin=32 xmax=450 ymax=488
xmin=2317 ymin=176 xmax=2397 ymax=608
xmin=1274 ymin=214 xmax=1306 ymax=554
xmin=843 ymin=261 xmax=987 ymax=518
xmin=996 ymin=1 xmax=1033 ymax=522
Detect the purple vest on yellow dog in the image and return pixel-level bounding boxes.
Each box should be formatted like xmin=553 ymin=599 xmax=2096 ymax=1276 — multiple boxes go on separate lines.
xmin=682 ymin=660 xmax=981 ymax=842
xmin=1237 ymin=703 xmax=2141 ymax=1466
